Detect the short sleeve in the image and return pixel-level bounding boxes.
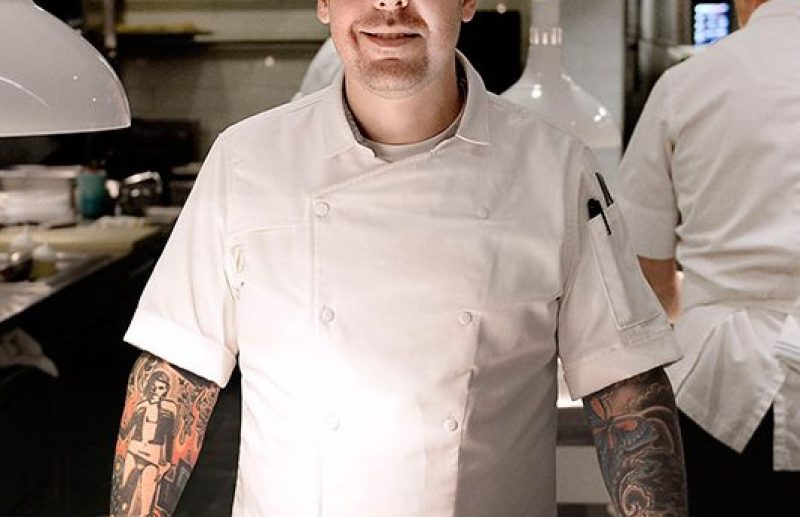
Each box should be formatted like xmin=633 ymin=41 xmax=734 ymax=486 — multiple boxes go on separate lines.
xmin=558 ymin=147 xmax=682 ymax=399
xmin=124 ymin=132 xmax=238 ymax=387
xmin=614 ymin=72 xmax=680 ymax=260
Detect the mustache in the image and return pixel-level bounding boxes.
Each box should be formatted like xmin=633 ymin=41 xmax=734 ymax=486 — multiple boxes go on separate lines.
xmin=355 ymin=11 xmax=427 ymax=33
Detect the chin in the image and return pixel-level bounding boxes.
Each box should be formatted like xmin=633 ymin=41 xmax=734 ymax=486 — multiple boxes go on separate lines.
xmin=359 ymin=59 xmax=430 ymax=96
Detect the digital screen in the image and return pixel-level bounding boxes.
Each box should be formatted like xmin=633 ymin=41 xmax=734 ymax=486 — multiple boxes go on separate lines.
xmin=694 ymin=3 xmax=731 ymax=46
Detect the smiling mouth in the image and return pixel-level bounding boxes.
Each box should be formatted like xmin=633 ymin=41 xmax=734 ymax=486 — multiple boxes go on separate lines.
xmin=362 ymin=31 xmax=420 ymax=40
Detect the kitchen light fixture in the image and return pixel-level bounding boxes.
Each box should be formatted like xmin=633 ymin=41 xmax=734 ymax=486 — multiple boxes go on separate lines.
xmin=0 ymin=0 xmax=130 ymax=137
xmin=502 ymin=0 xmax=621 ymax=175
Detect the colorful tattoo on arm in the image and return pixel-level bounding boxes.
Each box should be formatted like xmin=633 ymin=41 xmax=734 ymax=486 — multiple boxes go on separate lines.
xmin=110 ymin=352 xmax=220 ymax=517
xmin=583 ymin=368 xmax=688 ymax=516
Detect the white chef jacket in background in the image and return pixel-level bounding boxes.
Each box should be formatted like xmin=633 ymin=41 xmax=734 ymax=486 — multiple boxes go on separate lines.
xmin=125 ymin=54 xmax=679 ymax=516
xmin=292 ymin=38 xmax=341 ymax=100
xmin=615 ymin=0 xmax=800 ymax=469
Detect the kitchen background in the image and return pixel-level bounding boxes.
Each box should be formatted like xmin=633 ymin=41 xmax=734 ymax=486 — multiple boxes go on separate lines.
xmin=103 ymin=0 xmax=625 ymax=157
xmin=2 ymin=0 xmax=701 ymax=178
xmin=0 ymin=1 xmax=727 ymax=516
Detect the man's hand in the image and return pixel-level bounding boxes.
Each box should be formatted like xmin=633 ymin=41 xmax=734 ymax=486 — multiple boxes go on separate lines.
xmin=582 ymin=367 xmax=688 ymax=516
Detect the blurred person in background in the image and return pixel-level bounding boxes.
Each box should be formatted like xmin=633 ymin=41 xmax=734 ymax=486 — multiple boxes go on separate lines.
xmin=292 ymin=37 xmax=341 ymax=100
xmin=615 ymin=0 xmax=800 ymax=514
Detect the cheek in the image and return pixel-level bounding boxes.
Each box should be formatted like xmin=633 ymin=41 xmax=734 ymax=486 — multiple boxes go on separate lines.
xmin=429 ymin=24 xmax=461 ymax=53
xmin=429 ymin=7 xmax=465 ymax=44
xmin=328 ymin=22 xmax=360 ymax=60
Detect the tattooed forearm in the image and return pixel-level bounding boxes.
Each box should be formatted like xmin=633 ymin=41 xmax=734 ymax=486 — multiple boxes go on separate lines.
xmin=582 ymin=367 xmax=688 ymax=517
xmin=110 ymin=352 xmax=220 ymax=517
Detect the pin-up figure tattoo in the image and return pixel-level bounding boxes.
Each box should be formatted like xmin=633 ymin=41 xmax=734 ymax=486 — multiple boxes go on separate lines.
xmin=111 ymin=353 xmax=219 ymax=517
xmin=117 ymin=369 xmax=177 ymax=515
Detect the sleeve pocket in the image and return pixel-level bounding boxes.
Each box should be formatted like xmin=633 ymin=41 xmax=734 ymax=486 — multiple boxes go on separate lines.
xmin=587 ymin=203 xmax=663 ymax=328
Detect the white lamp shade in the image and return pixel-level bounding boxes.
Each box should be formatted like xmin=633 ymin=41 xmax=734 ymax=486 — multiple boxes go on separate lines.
xmin=502 ymin=0 xmax=621 ymax=176
xmin=0 ymin=0 xmax=131 ymax=137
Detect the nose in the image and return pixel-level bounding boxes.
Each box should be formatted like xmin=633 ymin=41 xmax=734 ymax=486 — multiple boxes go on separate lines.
xmin=374 ymin=0 xmax=408 ymax=11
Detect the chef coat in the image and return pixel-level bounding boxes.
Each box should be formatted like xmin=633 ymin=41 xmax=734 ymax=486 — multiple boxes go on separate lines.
xmin=125 ymin=53 xmax=679 ymax=516
xmin=615 ymin=0 xmax=800 ymax=469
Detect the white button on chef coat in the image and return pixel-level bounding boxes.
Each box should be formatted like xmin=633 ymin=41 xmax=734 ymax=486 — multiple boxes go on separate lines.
xmin=320 ymin=306 xmax=336 ymax=324
xmin=314 ymin=201 xmax=331 ymax=218
xmin=125 ymin=52 xmax=679 ymax=516
xmin=324 ymin=414 xmax=341 ymax=432
xmin=443 ymin=417 xmax=460 ymax=433
xmin=615 ymin=0 xmax=800 ymax=469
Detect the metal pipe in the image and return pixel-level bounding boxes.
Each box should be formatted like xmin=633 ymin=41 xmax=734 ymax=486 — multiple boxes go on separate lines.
xmin=102 ymin=0 xmax=117 ymax=58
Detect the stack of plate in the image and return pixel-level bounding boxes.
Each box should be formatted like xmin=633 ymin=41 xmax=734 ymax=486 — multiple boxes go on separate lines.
xmin=0 ymin=165 xmax=80 ymax=226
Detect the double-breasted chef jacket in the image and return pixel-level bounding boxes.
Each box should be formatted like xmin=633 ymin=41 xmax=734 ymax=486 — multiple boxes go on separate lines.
xmin=125 ymin=53 xmax=680 ymax=517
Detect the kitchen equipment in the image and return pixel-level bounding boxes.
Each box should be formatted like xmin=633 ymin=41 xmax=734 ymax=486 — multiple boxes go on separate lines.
xmin=0 ymin=251 xmax=33 ymax=282
xmin=0 ymin=165 xmax=80 ymax=225
xmin=118 ymin=171 xmax=163 ymax=216
xmin=29 ymin=243 xmax=57 ymax=280
xmin=76 ymin=169 xmax=109 ymax=219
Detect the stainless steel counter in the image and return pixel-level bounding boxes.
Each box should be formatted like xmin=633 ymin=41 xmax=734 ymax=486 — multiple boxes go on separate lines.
xmin=0 ymin=252 xmax=112 ymax=327
xmin=0 ymin=221 xmax=176 ymax=516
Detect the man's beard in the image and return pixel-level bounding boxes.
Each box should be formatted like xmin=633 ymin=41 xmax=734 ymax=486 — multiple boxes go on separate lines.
xmin=354 ymin=54 xmax=430 ymax=96
xmin=348 ymin=9 xmax=431 ymax=96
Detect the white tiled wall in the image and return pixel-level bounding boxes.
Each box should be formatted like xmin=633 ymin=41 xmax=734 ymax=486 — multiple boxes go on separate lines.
xmin=118 ymin=0 xmax=624 ymax=159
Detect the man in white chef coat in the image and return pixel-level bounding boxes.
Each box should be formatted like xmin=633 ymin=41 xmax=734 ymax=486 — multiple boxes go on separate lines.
xmin=111 ymin=1 xmax=688 ymax=516
xmin=615 ymin=0 xmax=800 ymax=514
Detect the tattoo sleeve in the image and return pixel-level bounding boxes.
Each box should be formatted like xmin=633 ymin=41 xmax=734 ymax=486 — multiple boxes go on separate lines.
xmin=110 ymin=352 xmax=220 ymax=517
xmin=582 ymin=367 xmax=688 ymax=516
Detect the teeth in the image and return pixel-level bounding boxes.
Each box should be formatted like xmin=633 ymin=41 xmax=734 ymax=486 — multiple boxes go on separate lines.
xmin=368 ymin=33 xmax=413 ymax=39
